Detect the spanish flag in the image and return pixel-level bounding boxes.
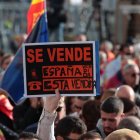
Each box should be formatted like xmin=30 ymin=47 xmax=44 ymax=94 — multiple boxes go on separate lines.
xmin=1 ymin=0 xmax=48 ymax=104
xmin=27 ymin=0 xmax=45 ymax=34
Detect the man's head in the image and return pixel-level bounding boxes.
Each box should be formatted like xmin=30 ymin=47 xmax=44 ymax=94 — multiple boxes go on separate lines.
xmin=104 ymin=128 xmax=140 ymax=140
xmin=122 ymin=63 xmax=140 ymax=88
xmin=100 ymin=97 xmax=124 ymax=136
xmin=19 ymin=132 xmax=40 ymax=140
xmin=55 ymin=116 xmax=87 ymax=140
xmin=74 ymin=34 xmax=87 ymax=41
xmin=72 ymin=97 xmax=92 ymax=115
xmin=119 ymin=98 xmax=137 ymax=116
xmin=100 ymin=41 xmax=113 ymax=53
xmin=0 ymin=53 xmax=14 ymax=70
xmin=82 ymin=100 xmax=100 ymax=131
xmin=79 ymin=132 xmax=102 ymax=140
xmin=118 ymin=116 xmax=140 ymax=133
xmin=120 ymin=43 xmax=134 ymax=58
xmin=115 ymin=85 xmax=135 ymax=102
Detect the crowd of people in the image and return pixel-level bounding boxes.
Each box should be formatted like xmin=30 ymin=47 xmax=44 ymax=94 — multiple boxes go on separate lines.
xmin=0 ymin=34 xmax=140 ymax=140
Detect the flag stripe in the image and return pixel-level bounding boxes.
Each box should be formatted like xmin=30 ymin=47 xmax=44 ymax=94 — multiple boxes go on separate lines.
xmin=28 ymin=2 xmax=44 ymax=13
xmin=32 ymin=0 xmax=44 ymax=4
xmin=27 ymin=0 xmax=45 ymax=34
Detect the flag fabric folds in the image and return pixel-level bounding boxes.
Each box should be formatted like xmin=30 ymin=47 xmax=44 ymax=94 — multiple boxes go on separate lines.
xmin=0 ymin=0 xmax=48 ymax=104
xmin=27 ymin=0 xmax=45 ymax=34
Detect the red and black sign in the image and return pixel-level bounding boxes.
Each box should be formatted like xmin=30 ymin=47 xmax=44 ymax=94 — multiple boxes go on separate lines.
xmin=23 ymin=42 xmax=97 ymax=97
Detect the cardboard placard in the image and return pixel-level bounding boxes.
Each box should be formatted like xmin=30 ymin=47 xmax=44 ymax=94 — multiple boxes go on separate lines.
xmin=23 ymin=41 xmax=100 ymax=97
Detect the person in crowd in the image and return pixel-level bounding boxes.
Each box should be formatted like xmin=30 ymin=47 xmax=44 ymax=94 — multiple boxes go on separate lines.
xmin=100 ymin=88 xmax=116 ymax=103
xmin=0 ymin=53 xmax=14 ymax=71
xmin=55 ymin=116 xmax=87 ymax=140
xmin=115 ymin=85 xmax=135 ymax=102
xmin=100 ymin=40 xmax=115 ymax=63
xmin=0 ymin=122 xmax=18 ymax=140
xmin=37 ymin=89 xmax=87 ymax=140
xmin=18 ymin=132 xmax=40 ymax=140
xmin=69 ymin=96 xmax=92 ymax=117
xmin=79 ymin=131 xmax=102 ymax=140
xmin=13 ymin=97 xmax=43 ymax=133
xmin=0 ymin=53 xmax=14 ymax=81
xmin=23 ymin=97 xmax=65 ymax=133
xmin=99 ymin=51 xmax=107 ymax=86
xmin=10 ymin=34 xmax=27 ymax=54
xmin=104 ymin=63 xmax=140 ymax=93
xmin=119 ymin=98 xmax=140 ymax=117
xmin=135 ymin=94 xmax=140 ymax=107
xmin=104 ymin=128 xmax=140 ymax=140
xmin=104 ymin=43 xmax=135 ymax=81
xmin=112 ymin=43 xmax=121 ymax=58
xmin=95 ymin=96 xmax=124 ymax=139
xmin=74 ymin=33 xmax=87 ymax=41
xmin=65 ymin=97 xmax=77 ymax=115
xmin=81 ymin=99 xmax=100 ymax=131
xmin=115 ymin=85 xmax=140 ymax=117
xmin=122 ymin=63 xmax=140 ymax=92
xmin=103 ymin=57 xmax=135 ymax=89
xmin=53 ymin=96 xmax=66 ymax=127
xmin=119 ymin=42 xmax=135 ymax=59
xmin=0 ymin=89 xmax=14 ymax=130
xmin=134 ymin=53 xmax=140 ymax=69
xmin=134 ymin=43 xmax=140 ymax=68
xmin=118 ymin=116 xmax=140 ymax=133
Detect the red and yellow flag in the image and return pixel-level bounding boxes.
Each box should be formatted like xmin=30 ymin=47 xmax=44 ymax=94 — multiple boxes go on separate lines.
xmin=27 ymin=0 xmax=45 ymax=34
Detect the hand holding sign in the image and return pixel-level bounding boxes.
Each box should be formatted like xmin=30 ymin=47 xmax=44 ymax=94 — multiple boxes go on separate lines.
xmin=43 ymin=89 xmax=62 ymax=113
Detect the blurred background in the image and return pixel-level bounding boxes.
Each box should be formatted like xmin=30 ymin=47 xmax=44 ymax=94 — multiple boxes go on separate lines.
xmin=0 ymin=0 xmax=140 ymax=53
xmin=0 ymin=2 xmax=140 ymax=139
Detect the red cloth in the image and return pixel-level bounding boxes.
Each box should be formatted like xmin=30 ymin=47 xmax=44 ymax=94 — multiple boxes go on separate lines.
xmin=0 ymin=95 xmax=13 ymax=120
xmin=27 ymin=0 xmax=45 ymax=34
xmin=0 ymin=130 xmax=5 ymax=140
xmin=104 ymin=71 xmax=123 ymax=89
xmin=107 ymin=51 xmax=115 ymax=62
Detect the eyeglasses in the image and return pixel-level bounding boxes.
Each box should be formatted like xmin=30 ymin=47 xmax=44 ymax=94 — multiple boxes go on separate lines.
xmin=131 ymin=73 xmax=140 ymax=77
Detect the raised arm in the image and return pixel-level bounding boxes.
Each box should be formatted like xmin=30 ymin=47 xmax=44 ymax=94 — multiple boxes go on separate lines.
xmin=37 ymin=89 xmax=62 ymax=140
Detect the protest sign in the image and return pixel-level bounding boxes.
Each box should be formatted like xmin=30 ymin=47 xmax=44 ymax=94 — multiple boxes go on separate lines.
xmin=23 ymin=41 xmax=100 ymax=97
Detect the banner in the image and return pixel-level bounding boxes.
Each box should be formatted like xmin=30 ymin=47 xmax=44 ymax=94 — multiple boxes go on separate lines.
xmin=23 ymin=41 xmax=100 ymax=97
